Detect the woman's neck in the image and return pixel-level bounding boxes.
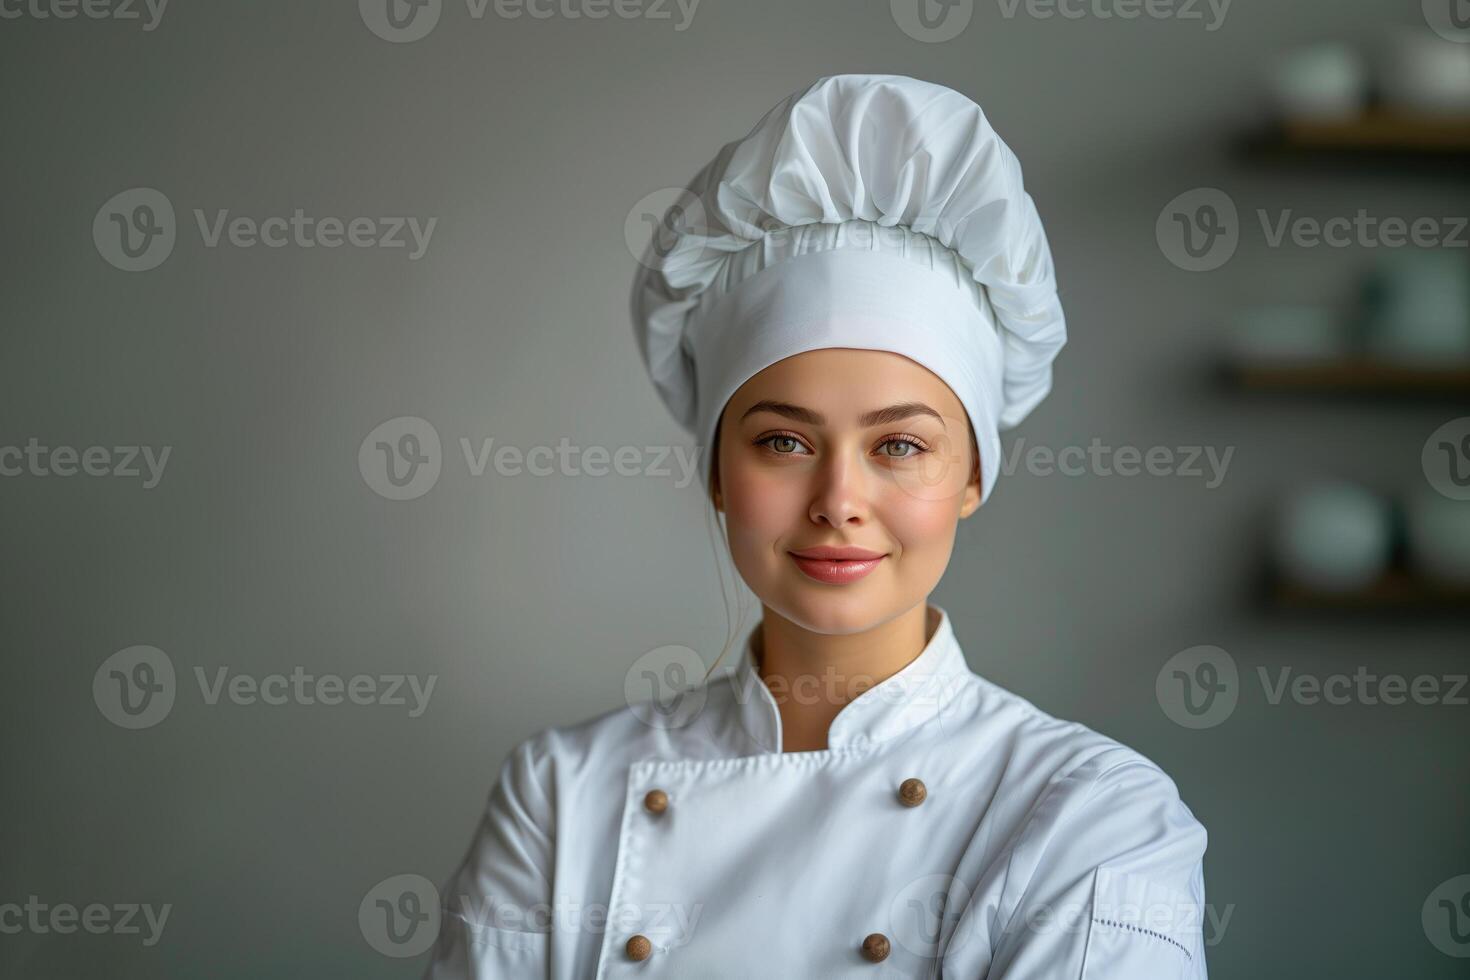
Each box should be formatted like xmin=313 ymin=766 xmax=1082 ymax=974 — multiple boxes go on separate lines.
xmin=754 ymin=602 xmax=933 ymax=753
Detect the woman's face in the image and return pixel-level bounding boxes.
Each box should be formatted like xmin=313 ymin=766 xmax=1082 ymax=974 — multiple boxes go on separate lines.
xmin=712 ymin=348 xmax=982 ymax=636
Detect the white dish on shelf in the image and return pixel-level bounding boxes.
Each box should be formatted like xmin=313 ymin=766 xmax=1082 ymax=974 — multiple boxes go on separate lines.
xmin=1270 ymin=42 xmax=1369 ymax=121
xmin=1363 ymin=250 xmax=1470 ymax=365
xmin=1377 ymin=28 xmax=1470 ymax=116
xmin=1406 ymin=489 xmax=1470 ymax=586
xmin=1273 ymin=480 xmax=1393 ymax=593
xmin=1226 ymin=305 xmax=1350 ymax=365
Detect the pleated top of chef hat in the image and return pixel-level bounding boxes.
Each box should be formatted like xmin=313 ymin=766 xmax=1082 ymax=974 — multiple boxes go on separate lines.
xmin=629 ymin=73 xmax=1067 ymax=505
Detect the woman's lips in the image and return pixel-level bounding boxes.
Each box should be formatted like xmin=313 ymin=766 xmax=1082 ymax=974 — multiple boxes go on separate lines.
xmin=788 ymin=552 xmax=887 ymax=584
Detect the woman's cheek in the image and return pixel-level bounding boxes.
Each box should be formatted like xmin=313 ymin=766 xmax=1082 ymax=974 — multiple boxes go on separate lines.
xmin=876 ymin=481 xmax=961 ymax=564
xmin=722 ymin=467 xmax=799 ymax=564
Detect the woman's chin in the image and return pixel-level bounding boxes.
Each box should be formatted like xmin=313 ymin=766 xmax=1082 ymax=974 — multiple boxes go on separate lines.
xmin=764 ymin=582 xmax=900 ymax=637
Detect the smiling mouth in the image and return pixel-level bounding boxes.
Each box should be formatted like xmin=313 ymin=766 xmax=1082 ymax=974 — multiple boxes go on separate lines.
xmin=787 ymin=551 xmax=887 ymax=584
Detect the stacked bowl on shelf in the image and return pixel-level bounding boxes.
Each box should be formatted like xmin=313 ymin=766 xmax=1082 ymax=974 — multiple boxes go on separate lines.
xmin=1274 ymin=480 xmax=1470 ymax=595
xmin=1227 ymin=250 xmax=1470 ymax=370
xmin=1235 ymin=28 xmax=1470 ymax=604
xmin=1269 ymin=29 xmax=1470 ymax=122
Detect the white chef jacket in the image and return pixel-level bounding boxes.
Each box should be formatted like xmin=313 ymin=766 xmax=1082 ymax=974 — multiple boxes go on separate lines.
xmin=425 ymin=605 xmax=1209 ymax=978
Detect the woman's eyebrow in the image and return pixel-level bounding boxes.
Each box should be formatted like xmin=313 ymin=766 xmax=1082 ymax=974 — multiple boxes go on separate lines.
xmin=861 ymin=401 xmax=947 ymax=428
xmin=740 ymin=400 xmax=946 ymax=428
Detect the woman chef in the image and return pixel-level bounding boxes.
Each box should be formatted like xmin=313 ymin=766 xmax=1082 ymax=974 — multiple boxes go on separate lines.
xmin=424 ymin=73 xmax=1210 ymax=978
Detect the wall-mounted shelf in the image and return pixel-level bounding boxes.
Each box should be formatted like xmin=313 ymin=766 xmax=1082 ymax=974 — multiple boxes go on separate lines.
xmin=1235 ymin=109 xmax=1470 ymax=169
xmin=1268 ymin=567 xmax=1470 ymax=614
xmin=1226 ymin=104 xmax=1470 ymax=623
xmin=1221 ymin=358 xmax=1470 ymax=398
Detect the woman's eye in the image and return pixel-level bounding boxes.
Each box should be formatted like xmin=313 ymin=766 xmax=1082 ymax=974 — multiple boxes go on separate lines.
xmin=878 ymin=438 xmax=926 ymax=458
xmin=755 ymin=434 xmax=927 ymax=457
xmin=758 ymin=434 xmax=808 ymax=455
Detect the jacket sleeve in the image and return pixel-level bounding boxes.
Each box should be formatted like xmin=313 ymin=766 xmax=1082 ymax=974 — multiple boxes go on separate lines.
xmin=974 ymin=754 xmax=1210 ymax=980
xmin=423 ymin=734 xmax=555 ymax=980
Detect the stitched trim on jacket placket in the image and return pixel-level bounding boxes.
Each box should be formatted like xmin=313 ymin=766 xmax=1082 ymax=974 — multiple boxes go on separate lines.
xmin=1090 ymin=916 xmax=1193 ymax=960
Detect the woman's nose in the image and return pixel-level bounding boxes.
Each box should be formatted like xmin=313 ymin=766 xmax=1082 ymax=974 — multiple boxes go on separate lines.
xmin=808 ymin=447 xmax=870 ymax=527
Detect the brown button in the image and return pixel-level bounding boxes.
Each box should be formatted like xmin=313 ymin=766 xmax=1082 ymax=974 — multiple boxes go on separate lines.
xmin=626 ymin=934 xmax=653 ymax=961
xmin=643 ymin=789 xmax=669 ymax=814
xmin=898 ymin=777 xmax=927 ymax=807
xmin=861 ymin=932 xmax=891 ymax=962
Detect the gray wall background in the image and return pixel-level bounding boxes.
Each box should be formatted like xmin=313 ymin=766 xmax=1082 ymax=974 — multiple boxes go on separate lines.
xmin=3 ymin=1 xmax=1468 ymax=976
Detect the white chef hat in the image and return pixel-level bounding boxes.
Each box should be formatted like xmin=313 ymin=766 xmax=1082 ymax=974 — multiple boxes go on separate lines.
xmin=629 ymin=73 xmax=1066 ymax=505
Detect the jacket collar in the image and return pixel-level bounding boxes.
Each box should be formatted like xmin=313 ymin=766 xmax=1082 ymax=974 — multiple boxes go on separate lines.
xmin=725 ymin=604 xmax=972 ymax=754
